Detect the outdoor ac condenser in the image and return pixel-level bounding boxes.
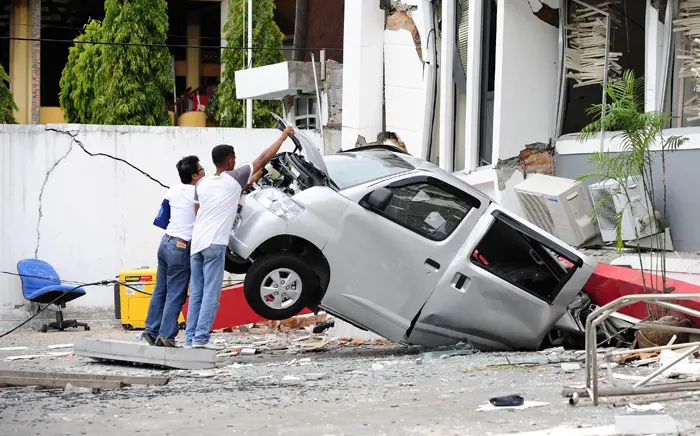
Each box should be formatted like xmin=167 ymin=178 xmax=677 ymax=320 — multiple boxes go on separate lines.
xmin=588 ymin=177 xmax=658 ymax=243
xmin=514 ymin=174 xmax=598 ymax=247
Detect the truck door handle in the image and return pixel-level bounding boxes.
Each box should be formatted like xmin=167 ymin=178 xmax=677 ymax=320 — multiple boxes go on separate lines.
xmin=425 ymin=258 xmax=440 ymax=270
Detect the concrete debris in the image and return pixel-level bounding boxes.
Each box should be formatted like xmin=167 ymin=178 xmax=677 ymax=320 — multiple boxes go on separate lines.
xmin=561 ymin=362 xmax=581 ymax=372
xmin=372 ymin=363 xmax=384 ymax=371
xmin=614 ymin=412 xmax=678 ymax=435
xmin=5 ymin=354 xmax=45 ymax=361
xmin=658 ymin=348 xmax=700 ymax=378
xmin=626 ymin=403 xmax=665 ymax=412
xmin=240 ymin=347 xmax=257 ymax=355
xmin=477 ymin=400 xmax=549 ymax=412
xmin=47 ymin=343 xmax=73 ymax=349
xmin=281 ymin=375 xmax=302 ymax=386
xmin=63 ymin=383 xmax=95 ymax=395
xmin=0 ymin=346 xmax=29 ymax=351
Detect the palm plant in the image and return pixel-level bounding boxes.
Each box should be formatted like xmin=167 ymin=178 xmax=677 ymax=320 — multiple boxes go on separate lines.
xmin=577 ymin=70 xmax=687 ymax=319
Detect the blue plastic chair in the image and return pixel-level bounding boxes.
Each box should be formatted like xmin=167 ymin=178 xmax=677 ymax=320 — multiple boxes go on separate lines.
xmin=16 ymin=259 xmax=90 ymax=332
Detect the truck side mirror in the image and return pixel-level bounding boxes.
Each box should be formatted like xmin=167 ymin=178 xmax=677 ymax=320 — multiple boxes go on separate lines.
xmin=363 ymin=187 xmax=393 ymax=211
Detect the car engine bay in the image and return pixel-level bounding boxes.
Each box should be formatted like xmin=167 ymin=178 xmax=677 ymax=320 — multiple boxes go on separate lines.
xmin=243 ymin=151 xmax=330 ymax=196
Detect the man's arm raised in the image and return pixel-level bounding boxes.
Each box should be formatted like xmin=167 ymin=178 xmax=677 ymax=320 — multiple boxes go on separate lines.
xmin=251 ymin=126 xmax=294 ymax=174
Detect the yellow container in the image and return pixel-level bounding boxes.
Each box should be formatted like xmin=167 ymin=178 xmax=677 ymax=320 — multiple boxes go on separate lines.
xmin=114 ymin=268 xmax=186 ymax=330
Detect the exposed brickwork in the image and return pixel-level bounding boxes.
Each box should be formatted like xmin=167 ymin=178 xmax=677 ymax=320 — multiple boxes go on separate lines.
xmin=30 ymin=0 xmax=40 ymax=124
xmin=386 ymin=10 xmax=423 ymax=63
xmin=519 ymin=142 xmax=556 ymax=176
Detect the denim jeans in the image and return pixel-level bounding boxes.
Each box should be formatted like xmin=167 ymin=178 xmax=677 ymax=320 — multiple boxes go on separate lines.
xmin=185 ymin=244 xmax=226 ymax=345
xmin=144 ymin=235 xmax=191 ymax=341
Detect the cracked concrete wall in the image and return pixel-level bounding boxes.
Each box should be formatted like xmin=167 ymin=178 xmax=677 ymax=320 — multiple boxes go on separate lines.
xmin=383 ymin=0 xmax=430 ymax=157
xmin=0 ymin=125 xmax=323 ymax=322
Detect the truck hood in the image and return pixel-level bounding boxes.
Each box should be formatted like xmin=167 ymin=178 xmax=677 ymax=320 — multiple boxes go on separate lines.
xmin=271 ymin=113 xmax=329 ymax=177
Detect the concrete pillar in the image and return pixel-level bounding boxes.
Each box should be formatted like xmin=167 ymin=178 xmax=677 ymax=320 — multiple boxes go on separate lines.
xmin=220 ymin=0 xmax=230 ymax=77
xmin=9 ymin=0 xmax=40 ymax=124
xmin=438 ymin=0 xmax=456 ymax=172
xmin=186 ymin=12 xmax=201 ymax=91
xmin=341 ymin=1 xmax=384 ymax=150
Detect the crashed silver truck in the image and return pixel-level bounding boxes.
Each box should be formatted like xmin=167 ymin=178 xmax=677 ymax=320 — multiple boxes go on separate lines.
xmin=225 ymin=115 xmax=598 ymax=351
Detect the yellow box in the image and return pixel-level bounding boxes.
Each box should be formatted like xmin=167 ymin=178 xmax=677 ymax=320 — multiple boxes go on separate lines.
xmin=114 ymin=268 xmax=186 ymax=330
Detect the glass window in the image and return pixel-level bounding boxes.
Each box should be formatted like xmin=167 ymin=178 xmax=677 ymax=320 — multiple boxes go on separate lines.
xmin=323 ymin=149 xmax=414 ymax=190
xmin=381 ymin=182 xmax=476 ymax=241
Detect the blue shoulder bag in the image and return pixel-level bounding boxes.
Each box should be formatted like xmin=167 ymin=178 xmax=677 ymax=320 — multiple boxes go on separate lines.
xmin=153 ymin=198 xmax=171 ymax=230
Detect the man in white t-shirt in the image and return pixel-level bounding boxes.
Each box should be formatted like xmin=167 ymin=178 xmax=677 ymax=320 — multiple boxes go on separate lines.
xmin=144 ymin=156 xmax=205 ymax=348
xmin=185 ymin=127 xmax=295 ymax=349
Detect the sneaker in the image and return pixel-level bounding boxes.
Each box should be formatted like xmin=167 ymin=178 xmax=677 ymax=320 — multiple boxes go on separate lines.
xmin=142 ymin=332 xmax=157 ymax=346
xmin=155 ymin=337 xmax=177 ymax=348
xmin=192 ymin=342 xmax=224 ymax=351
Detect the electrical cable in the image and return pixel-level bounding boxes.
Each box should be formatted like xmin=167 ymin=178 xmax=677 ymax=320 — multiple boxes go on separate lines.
xmin=0 ymin=280 xmax=112 ymax=339
xmin=0 ymin=270 xmax=153 ymax=297
xmin=0 ymin=35 xmax=342 ymax=52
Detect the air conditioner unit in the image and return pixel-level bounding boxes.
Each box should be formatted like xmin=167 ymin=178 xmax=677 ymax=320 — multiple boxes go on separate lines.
xmin=588 ymin=177 xmax=658 ymax=243
xmin=514 ymin=174 xmax=598 ymax=247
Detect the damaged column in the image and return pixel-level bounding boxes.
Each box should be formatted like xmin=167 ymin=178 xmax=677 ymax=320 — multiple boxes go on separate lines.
xmin=341 ymin=0 xmax=384 ymax=150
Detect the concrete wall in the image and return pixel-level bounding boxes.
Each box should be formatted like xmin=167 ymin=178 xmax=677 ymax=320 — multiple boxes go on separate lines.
xmin=556 ymin=129 xmax=700 ymax=252
xmin=0 ymin=124 xmax=321 ymax=322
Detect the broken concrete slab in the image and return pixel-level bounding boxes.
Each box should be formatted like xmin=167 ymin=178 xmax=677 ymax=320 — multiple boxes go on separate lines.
xmin=74 ymin=339 xmax=229 ymax=370
xmin=615 ymin=412 xmax=679 ymax=435
xmin=0 ymin=369 xmax=169 ymax=387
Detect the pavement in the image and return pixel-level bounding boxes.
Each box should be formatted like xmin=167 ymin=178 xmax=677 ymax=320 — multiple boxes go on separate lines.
xmin=1 ymin=327 xmax=700 ymax=435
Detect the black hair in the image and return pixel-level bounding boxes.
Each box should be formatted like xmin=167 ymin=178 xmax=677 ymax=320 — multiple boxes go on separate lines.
xmin=212 ymin=144 xmax=235 ymax=166
xmin=176 ymin=155 xmax=200 ymax=184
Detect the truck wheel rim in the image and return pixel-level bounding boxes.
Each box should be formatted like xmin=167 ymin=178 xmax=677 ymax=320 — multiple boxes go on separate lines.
xmin=260 ymin=268 xmax=303 ymax=310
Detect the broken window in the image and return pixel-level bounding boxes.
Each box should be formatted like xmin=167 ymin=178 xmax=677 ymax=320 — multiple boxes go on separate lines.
xmin=293 ymin=95 xmax=317 ymax=129
xmin=380 ymin=181 xmax=479 ymax=241
xmin=666 ymin=0 xmax=700 ymax=127
xmin=559 ymin=0 xmax=647 ymax=135
xmin=471 ymin=215 xmax=576 ymax=303
xmin=478 ymin=0 xmax=497 ymax=165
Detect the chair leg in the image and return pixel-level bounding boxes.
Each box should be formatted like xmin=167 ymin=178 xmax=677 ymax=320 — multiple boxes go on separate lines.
xmin=43 ymin=308 xmax=90 ymax=332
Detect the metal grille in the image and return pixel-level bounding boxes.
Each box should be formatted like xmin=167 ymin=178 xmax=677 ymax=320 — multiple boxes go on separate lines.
xmin=589 ymin=186 xmax=618 ymax=230
xmin=457 ymin=0 xmax=469 ymax=73
xmin=517 ymin=192 xmax=555 ymax=234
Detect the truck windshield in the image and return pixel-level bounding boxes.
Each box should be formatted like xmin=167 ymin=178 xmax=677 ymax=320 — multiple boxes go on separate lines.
xmin=323 ymin=149 xmax=414 ymax=190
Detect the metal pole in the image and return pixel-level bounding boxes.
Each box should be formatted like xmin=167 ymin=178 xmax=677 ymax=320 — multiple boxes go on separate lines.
xmin=634 ymin=344 xmax=700 ymax=388
xmin=310 ymin=52 xmax=324 ymax=150
xmin=600 ymin=13 xmax=610 ymax=153
xmin=246 ymin=0 xmax=253 ymax=129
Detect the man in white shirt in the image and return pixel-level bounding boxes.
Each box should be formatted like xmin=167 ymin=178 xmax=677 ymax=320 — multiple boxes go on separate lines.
xmin=185 ymin=127 xmax=294 ymax=349
xmin=144 ymin=156 xmax=205 ymax=347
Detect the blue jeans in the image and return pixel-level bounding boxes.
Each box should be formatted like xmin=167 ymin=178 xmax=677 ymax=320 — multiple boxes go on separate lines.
xmin=145 ymin=235 xmax=191 ymax=341
xmin=185 ymin=244 xmax=226 ymax=345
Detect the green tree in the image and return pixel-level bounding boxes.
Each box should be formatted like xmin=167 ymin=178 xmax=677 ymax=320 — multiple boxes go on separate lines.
xmin=59 ymin=19 xmax=104 ymax=124
xmin=217 ymin=0 xmax=286 ymax=127
xmin=578 ymin=70 xmax=687 ymax=320
xmin=0 ymin=64 xmax=18 ymax=124
xmin=59 ymin=0 xmax=173 ymax=125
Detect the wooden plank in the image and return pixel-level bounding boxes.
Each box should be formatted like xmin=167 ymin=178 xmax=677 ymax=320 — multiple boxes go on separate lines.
xmin=0 ymin=369 xmax=169 ymax=386
xmin=0 ymin=376 xmax=125 ymax=390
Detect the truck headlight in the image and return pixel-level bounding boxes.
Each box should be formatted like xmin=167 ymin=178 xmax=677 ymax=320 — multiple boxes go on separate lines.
xmin=255 ymin=189 xmax=305 ymax=221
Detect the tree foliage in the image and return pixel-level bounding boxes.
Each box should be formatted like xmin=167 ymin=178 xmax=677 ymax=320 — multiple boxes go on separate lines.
xmin=59 ymin=19 xmax=104 ymax=124
xmin=217 ymin=0 xmax=286 ymax=127
xmin=0 ymin=64 xmax=18 ymax=124
xmin=59 ymin=0 xmax=173 ymax=125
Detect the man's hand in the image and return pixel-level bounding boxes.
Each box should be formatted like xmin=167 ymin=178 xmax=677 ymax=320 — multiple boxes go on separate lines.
xmin=252 ymin=126 xmax=296 ymax=174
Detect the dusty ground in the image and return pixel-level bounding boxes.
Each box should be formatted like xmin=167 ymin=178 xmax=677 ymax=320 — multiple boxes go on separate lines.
xmin=1 ymin=327 xmax=700 ymax=436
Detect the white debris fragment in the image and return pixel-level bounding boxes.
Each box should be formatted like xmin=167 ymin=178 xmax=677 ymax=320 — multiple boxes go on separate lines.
xmin=281 ymin=375 xmax=302 ymax=385
xmin=561 ymin=362 xmax=581 ymax=372
xmin=46 ymin=351 xmax=73 ymax=357
xmin=658 ymin=348 xmax=700 ymax=378
xmin=63 ymin=383 xmax=92 ymax=395
xmin=612 ymin=373 xmax=646 ymax=382
xmin=477 ymin=401 xmax=549 ymax=412
xmin=0 ymin=346 xmax=29 ymax=351
xmin=5 ymin=354 xmax=44 ymax=361
xmin=626 ymin=403 xmax=664 ymax=412
xmin=241 ymin=347 xmax=257 ymax=355
xmin=372 ymin=363 xmax=384 ymax=371
xmin=615 ymin=413 xmax=678 ymax=435
xmin=47 ymin=344 xmax=73 ymax=349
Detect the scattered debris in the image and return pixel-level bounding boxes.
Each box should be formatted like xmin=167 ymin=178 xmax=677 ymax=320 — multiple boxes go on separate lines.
xmin=626 ymin=403 xmax=665 ymax=412
xmin=0 ymin=346 xmax=29 ymax=352
xmin=281 ymin=375 xmax=302 ymax=385
xmin=63 ymin=383 xmax=96 ymax=395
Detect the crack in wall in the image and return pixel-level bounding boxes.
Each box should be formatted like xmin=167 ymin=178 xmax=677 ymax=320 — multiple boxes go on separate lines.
xmin=386 ymin=8 xmax=424 ymax=63
xmin=35 ymin=145 xmax=73 ymax=258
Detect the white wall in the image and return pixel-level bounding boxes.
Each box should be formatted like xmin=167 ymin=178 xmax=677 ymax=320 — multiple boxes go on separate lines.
xmin=492 ymin=0 xmax=558 ymax=161
xmin=0 ymin=124 xmax=320 ymax=320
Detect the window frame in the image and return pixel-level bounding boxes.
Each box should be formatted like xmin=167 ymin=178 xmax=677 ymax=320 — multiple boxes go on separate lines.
xmin=360 ymin=175 xmax=482 ymax=242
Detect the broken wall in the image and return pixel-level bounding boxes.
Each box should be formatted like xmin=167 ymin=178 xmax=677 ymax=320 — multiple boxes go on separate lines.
xmin=0 ymin=125 xmax=322 ymax=324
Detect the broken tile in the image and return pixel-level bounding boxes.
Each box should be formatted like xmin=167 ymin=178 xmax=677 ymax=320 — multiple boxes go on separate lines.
xmin=615 ymin=412 xmax=678 ymax=435
xmin=561 ymin=362 xmax=581 ymax=372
